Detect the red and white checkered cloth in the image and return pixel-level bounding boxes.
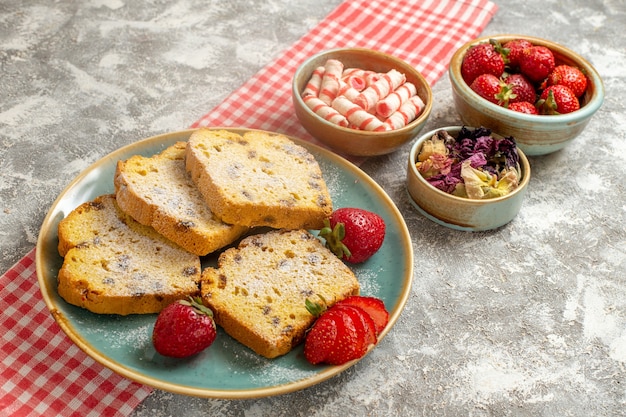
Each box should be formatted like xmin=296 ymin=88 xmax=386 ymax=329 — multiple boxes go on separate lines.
xmin=0 ymin=252 xmax=151 ymax=417
xmin=1 ymin=0 xmax=496 ymax=415
xmin=192 ymin=0 xmax=498 ymax=140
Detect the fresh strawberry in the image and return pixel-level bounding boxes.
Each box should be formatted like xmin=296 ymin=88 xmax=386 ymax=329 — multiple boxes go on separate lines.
xmin=503 ymin=73 xmax=536 ymax=105
xmin=503 ymin=39 xmax=533 ymax=68
xmin=304 ymin=306 xmax=366 ymax=365
xmin=152 ymin=297 xmax=217 ymax=358
xmin=303 ymin=295 xmax=383 ymax=365
xmin=547 ymin=64 xmax=588 ymax=97
xmin=469 ymin=73 xmax=505 ymax=105
xmin=508 ymin=101 xmax=539 ymax=115
xmin=302 ymin=309 xmax=339 ymax=365
xmin=332 ymin=304 xmax=377 ymax=350
xmin=319 ymin=208 xmax=385 ymax=263
xmin=460 ymin=39 xmax=506 ymax=85
xmin=537 ymin=85 xmax=580 ymax=114
xmin=519 ymin=45 xmax=556 ymax=83
xmin=336 ymin=295 xmax=389 ymax=336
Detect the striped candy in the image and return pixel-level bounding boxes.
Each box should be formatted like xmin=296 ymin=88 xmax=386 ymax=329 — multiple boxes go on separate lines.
xmin=301 ymin=59 xmax=425 ymax=132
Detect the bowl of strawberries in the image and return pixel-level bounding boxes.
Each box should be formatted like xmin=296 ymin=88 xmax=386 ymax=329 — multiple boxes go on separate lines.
xmin=448 ymin=34 xmax=604 ymax=156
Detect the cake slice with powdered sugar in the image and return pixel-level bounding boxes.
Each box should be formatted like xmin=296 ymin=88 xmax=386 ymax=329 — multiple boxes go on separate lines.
xmin=185 ymin=129 xmax=333 ymax=230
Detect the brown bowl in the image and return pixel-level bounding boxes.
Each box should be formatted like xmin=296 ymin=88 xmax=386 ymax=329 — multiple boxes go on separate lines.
xmin=449 ymin=34 xmax=604 ymax=156
xmin=292 ymin=48 xmax=433 ymax=157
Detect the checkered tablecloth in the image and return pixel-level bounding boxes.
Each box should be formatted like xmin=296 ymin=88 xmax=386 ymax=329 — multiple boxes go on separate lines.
xmin=1 ymin=0 xmax=497 ymax=415
xmin=192 ymin=0 xmax=498 ymax=140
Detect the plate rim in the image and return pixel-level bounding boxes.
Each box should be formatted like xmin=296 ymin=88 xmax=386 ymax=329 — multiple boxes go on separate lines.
xmin=35 ymin=127 xmax=414 ymax=399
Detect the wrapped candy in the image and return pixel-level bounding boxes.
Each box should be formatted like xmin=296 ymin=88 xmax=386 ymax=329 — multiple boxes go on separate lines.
xmin=302 ymin=66 xmax=325 ymax=97
xmin=318 ymin=59 xmax=344 ymax=105
xmin=331 ymin=96 xmax=385 ymax=131
xmin=354 ymin=69 xmax=406 ymax=111
xmin=375 ymin=82 xmax=418 ymax=118
xmin=342 ymin=74 xmax=367 ymax=91
xmin=381 ymin=95 xmax=425 ymax=130
xmin=337 ymin=80 xmax=360 ymax=101
xmin=303 ymin=95 xmax=350 ymax=127
xmin=300 ymin=59 xmax=424 ymax=132
xmin=342 ymin=68 xmax=380 ymax=87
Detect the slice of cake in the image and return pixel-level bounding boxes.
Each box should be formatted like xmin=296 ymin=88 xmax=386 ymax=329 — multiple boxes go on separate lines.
xmin=200 ymin=229 xmax=360 ymax=358
xmin=185 ymin=129 xmax=333 ymax=229
xmin=57 ymin=194 xmax=201 ymax=315
xmin=114 ymin=141 xmax=248 ymax=256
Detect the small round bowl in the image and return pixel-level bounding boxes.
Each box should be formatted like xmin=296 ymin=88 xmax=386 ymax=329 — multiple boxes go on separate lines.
xmin=449 ymin=34 xmax=604 ymax=156
xmin=406 ymin=126 xmax=531 ymax=231
xmin=293 ymin=48 xmax=433 ymax=157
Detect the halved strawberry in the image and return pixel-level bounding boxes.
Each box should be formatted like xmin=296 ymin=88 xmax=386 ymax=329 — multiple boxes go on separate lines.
xmin=303 ymin=310 xmax=338 ymax=365
xmin=332 ymin=304 xmax=377 ymax=349
xmin=336 ymin=296 xmax=389 ymax=336
xmin=304 ymin=295 xmax=389 ymax=365
xmin=304 ymin=307 xmax=366 ymax=365
xmin=325 ymin=307 xmax=369 ymax=365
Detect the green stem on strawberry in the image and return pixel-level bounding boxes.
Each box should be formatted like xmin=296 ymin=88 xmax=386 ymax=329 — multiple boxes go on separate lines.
xmin=305 ymin=294 xmax=329 ymax=317
xmin=319 ymin=219 xmax=352 ymax=260
xmin=180 ymin=296 xmax=214 ymax=318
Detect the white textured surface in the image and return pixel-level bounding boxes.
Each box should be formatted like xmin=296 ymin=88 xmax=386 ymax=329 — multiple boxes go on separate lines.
xmin=1 ymin=0 xmax=625 ymax=416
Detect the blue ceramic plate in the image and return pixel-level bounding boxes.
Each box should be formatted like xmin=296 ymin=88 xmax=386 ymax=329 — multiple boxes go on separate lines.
xmin=36 ymin=128 xmax=413 ymax=399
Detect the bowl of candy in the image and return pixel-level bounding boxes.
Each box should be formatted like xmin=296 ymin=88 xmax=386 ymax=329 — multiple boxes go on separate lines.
xmin=406 ymin=126 xmax=531 ymax=231
xmin=292 ymin=48 xmax=433 ymax=157
xmin=449 ymin=34 xmax=604 ymax=156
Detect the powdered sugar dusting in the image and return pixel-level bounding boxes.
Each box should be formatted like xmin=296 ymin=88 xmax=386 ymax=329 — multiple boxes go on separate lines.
xmin=563 ymin=274 xmax=626 ymax=363
xmin=319 ymin=159 xmax=346 ymax=204
xmin=354 ymin=264 xmax=383 ymax=296
xmin=83 ymin=318 xmax=152 ymax=350
xmin=246 ymin=357 xmax=314 ymax=385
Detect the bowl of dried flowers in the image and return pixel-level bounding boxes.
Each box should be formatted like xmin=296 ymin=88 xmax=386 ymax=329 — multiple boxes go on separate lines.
xmin=406 ymin=125 xmax=531 ymax=231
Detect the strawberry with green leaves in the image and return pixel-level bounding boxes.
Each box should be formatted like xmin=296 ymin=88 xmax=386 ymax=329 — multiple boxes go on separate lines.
xmin=461 ymin=39 xmax=506 ymax=85
xmin=469 ymin=73 xmax=506 ymax=105
xmin=503 ymin=38 xmax=533 ymax=69
xmin=152 ymin=297 xmax=217 ymax=358
xmin=503 ymin=73 xmax=536 ymax=105
xmin=319 ymin=208 xmax=385 ymax=264
xmin=304 ymin=295 xmax=389 ymax=365
xmin=537 ymin=85 xmax=580 ymax=114
xmin=471 ymin=72 xmax=535 ymax=108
